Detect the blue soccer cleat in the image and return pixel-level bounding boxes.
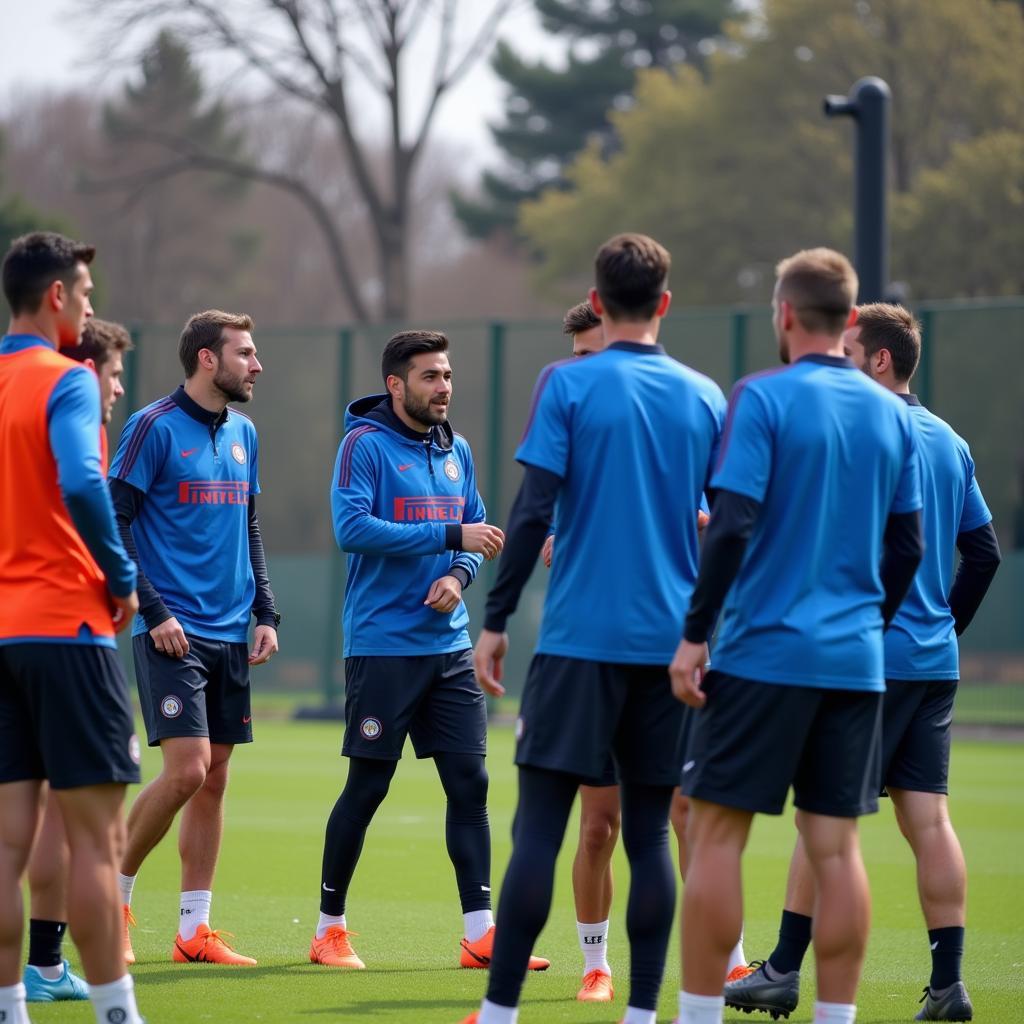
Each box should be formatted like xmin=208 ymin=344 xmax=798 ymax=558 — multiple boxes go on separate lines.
xmin=24 ymin=959 xmax=89 ymax=1001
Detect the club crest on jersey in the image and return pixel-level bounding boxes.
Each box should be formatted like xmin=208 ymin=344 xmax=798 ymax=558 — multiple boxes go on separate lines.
xmin=161 ymin=696 xmax=183 ymax=719
xmin=443 ymin=457 xmax=460 ymax=482
xmin=231 ymin=442 xmax=247 ymax=464
xmin=360 ymin=716 xmax=383 ymax=740
xmin=129 ymin=734 xmax=141 ymax=765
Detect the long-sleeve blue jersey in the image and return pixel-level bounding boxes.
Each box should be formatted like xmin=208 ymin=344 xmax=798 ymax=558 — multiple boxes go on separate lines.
xmin=331 ymin=395 xmax=486 ymax=657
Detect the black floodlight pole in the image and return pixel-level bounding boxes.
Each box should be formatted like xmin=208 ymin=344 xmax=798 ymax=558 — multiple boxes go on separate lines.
xmin=824 ymin=76 xmax=891 ymax=303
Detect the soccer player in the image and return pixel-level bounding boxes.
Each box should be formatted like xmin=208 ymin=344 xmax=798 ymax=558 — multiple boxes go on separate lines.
xmin=110 ymin=310 xmax=280 ymax=966
xmin=0 ymin=232 xmax=144 ymax=1024
xmin=311 ymin=330 xmax=546 ymax=973
xmin=23 ymin=318 xmax=134 ymax=1003
xmin=552 ymin=301 xmax=742 ymax=1006
xmin=670 ymin=249 xmax=925 ymax=1024
xmin=462 ymin=232 xmax=727 ymax=1024
xmin=724 ymin=304 xmax=1000 ymax=1023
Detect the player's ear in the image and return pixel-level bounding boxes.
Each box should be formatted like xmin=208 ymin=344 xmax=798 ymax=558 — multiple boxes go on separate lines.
xmin=846 ymin=306 xmax=859 ymax=328
xmin=655 ymin=290 xmax=671 ymax=318
xmin=197 ymin=348 xmax=218 ymax=372
xmin=588 ymin=287 xmax=605 ymax=318
xmin=385 ymin=373 xmax=402 ymax=399
xmin=46 ymin=278 xmax=65 ymax=312
xmin=877 ymin=348 xmax=892 ymax=374
xmin=83 ymin=357 xmax=97 ymax=373
xmin=780 ymin=299 xmax=795 ymax=330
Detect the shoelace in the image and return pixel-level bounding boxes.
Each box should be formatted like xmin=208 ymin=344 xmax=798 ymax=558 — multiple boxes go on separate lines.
xmin=200 ymin=929 xmax=238 ymax=952
xmin=581 ymin=970 xmax=609 ymax=991
xmin=124 ymin=907 xmax=137 ymax=928
xmin=323 ymin=927 xmax=360 ymax=952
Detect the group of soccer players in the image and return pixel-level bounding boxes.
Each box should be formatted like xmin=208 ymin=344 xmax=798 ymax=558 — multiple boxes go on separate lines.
xmin=0 ymin=226 xmax=999 ymax=1024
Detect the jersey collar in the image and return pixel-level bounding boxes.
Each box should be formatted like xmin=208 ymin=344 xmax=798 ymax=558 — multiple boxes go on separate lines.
xmin=0 ymin=333 xmax=56 ymax=355
xmin=607 ymin=341 xmax=666 ymax=355
xmin=897 ymin=393 xmax=922 ymax=406
xmin=170 ymin=384 xmax=229 ymax=430
xmin=796 ymin=353 xmax=855 ymax=369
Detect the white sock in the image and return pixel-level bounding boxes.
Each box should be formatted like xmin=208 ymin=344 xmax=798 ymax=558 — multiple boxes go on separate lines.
xmin=118 ymin=872 xmax=136 ymax=906
xmin=678 ymin=989 xmax=725 ymax=1024
xmin=726 ymin=927 xmax=746 ymax=973
xmin=316 ymin=912 xmax=346 ymax=939
xmin=622 ymin=1007 xmax=656 ymax=1024
xmin=477 ymin=998 xmax=517 ymax=1024
xmin=814 ymin=1001 xmax=857 ymax=1023
xmin=178 ymin=890 xmax=212 ymax=941
xmin=577 ymin=919 xmax=611 ymax=974
xmin=90 ymin=974 xmax=143 ymax=1024
xmin=0 ymin=982 xmax=30 ymax=1024
xmin=35 ymin=963 xmax=64 ymax=980
xmin=463 ymin=908 xmax=494 ymax=943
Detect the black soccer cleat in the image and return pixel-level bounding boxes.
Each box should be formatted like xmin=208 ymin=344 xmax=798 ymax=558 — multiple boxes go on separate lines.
xmin=723 ymin=959 xmax=799 ymax=1019
xmin=915 ymin=982 xmax=974 ymax=1021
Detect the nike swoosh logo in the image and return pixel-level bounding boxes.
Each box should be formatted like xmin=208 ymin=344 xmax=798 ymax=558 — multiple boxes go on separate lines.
xmin=322 ymin=883 xmax=336 ymax=892
xmin=180 ymin=448 xmax=198 ymax=457
xmin=683 ymin=760 xmax=696 ymax=773
xmin=242 ymin=715 xmax=252 ymax=724
xmin=480 ymin=885 xmax=491 ymax=892
xmin=931 ymin=941 xmax=939 ymax=950
xmin=397 ymin=463 xmax=414 ymax=471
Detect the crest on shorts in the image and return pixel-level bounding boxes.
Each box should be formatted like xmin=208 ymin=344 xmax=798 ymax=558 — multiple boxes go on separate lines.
xmin=161 ymin=695 xmax=183 ymax=719
xmin=129 ymin=734 xmax=141 ymax=764
xmin=107 ymin=1008 xmax=127 ymax=1023
xmin=231 ymin=442 xmax=247 ymax=464
xmin=443 ymin=458 xmax=460 ymax=482
xmin=360 ymin=716 xmax=383 ymax=740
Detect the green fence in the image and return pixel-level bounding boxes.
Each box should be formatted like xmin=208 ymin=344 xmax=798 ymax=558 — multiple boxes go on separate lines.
xmin=112 ymin=298 xmax=1024 ymax=724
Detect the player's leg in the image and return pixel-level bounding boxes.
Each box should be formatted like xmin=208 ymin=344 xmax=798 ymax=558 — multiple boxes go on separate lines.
xmin=572 ymin=780 xmax=619 ymax=998
xmin=25 ymin=789 xmax=89 ymax=1000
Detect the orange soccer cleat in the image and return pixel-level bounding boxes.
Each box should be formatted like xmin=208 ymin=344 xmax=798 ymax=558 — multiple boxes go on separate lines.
xmin=455 ymin=1015 xmax=478 ymax=1024
xmin=577 ymin=968 xmax=614 ymax=1002
xmin=459 ymin=926 xmax=549 ymax=971
xmin=309 ymin=926 xmax=365 ymax=969
xmin=123 ymin=905 xmax=136 ymax=965
xmin=172 ymin=924 xmax=257 ymax=965
xmin=726 ymin=962 xmax=758 ymax=982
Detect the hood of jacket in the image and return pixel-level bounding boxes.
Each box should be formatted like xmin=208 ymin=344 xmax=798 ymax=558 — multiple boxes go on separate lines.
xmin=344 ymin=394 xmax=455 ymax=452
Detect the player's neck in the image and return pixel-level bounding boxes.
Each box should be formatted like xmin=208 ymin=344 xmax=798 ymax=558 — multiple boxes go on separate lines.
xmin=6 ymin=314 xmax=59 ymax=348
xmin=184 ymin=376 xmax=230 ymax=415
xmin=601 ymin=319 xmax=660 ymax=346
xmin=786 ymin=333 xmax=845 ymax=362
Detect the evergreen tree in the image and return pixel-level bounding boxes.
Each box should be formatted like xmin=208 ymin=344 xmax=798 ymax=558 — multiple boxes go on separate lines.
xmin=454 ymin=0 xmax=742 ymax=239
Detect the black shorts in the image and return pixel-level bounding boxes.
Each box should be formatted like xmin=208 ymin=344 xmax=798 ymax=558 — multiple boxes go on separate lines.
xmin=0 ymin=642 xmax=141 ymax=789
xmin=881 ymin=679 xmax=957 ymax=795
xmin=583 ymin=705 xmax=696 ymax=789
xmin=514 ymin=654 xmax=686 ymax=787
xmin=681 ymin=670 xmax=883 ymax=818
xmin=133 ymin=633 xmax=252 ymax=747
xmin=342 ymin=649 xmax=486 ymax=761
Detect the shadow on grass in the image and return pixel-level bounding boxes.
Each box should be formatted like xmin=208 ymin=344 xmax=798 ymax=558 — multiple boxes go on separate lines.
xmin=134 ymin=963 xmax=477 ymax=983
xmin=299 ymin=995 xmax=606 ymax=1018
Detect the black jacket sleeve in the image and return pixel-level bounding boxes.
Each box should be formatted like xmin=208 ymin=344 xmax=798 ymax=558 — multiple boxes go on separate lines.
xmin=880 ymin=510 xmax=925 ymax=628
xmin=248 ymin=496 xmax=280 ymax=628
xmin=109 ymin=476 xmax=172 ymax=630
xmin=683 ymin=489 xmax=762 ymax=644
xmin=483 ymin=465 xmax=562 ymax=633
xmin=949 ymin=522 xmax=1001 ymax=635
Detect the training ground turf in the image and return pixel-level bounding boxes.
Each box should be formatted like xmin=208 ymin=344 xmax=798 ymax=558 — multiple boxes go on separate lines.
xmin=25 ymin=714 xmax=1023 ymax=1023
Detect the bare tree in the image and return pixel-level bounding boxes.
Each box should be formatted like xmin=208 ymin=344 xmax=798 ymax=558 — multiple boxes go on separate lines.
xmin=92 ymin=0 xmax=517 ymax=322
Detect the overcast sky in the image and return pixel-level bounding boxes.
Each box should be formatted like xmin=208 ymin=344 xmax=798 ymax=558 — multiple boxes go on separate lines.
xmin=0 ymin=1 xmax=563 ymax=168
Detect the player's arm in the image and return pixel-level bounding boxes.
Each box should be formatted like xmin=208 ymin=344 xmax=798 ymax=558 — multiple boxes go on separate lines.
xmin=47 ymin=367 xmax=137 ymax=601
xmin=247 ymin=496 xmax=280 ymax=663
xmin=332 ymin=437 xmax=501 ymax=558
xmin=445 ymin=446 xmax=487 ymax=590
xmin=948 ymin=522 xmax=1001 ymax=635
xmin=879 ymin=510 xmax=925 ymax=627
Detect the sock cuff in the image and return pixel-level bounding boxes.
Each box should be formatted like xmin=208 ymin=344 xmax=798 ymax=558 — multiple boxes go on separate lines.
xmin=181 ymin=890 xmax=213 ymax=900
xmin=679 ymin=990 xmax=726 ymax=1009
xmin=576 ymin=919 xmax=610 ymax=929
xmin=88 ymin=974 xmax=135 ymax=998
xmin=0 ymin=982 xmax=27 ymax=998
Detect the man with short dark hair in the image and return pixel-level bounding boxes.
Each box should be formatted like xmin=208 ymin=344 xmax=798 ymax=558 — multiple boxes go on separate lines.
xmin=310 ymin=330 xmax=546 ymax=973
xmin=461 ymin=232 xmax=727 ymax=1024
xmin=23 ymin=316 xmax=135 ymax=1004
xmin=724 ymin=303 xmax=999 ymax=1023
xmin=0 ymin=232 xmax=144 ymax=1024
xmin=109 ymin=309 xmax=279 ymax=966
xmin=670 ymin=251 xmax=925 ymax=1024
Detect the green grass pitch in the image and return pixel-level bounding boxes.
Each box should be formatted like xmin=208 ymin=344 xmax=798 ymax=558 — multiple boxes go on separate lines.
xmin=26 ymin=717 xmax=1023 ymax=1022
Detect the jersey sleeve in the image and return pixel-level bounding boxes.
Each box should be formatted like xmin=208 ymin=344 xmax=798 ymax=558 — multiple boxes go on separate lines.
xmin=331 ymin=432 xmax=448 ymax=556
xmin=109 ymin=408 xmax=168 ymax=491
xmin=958 ymin=443 xmax=991 ymax=533
xmin=891 ymin=413 xmax=923 ymax=515
xmin=515 ymin=366 xmax=569 ymax=478
xmin=449 ymin=438 xmax=485 ymax=583
xmin=704 ymin=385 xmax=728 ymax=490
xmin=249 ymin=428 xmax=261 ymax=495
xmin=710 ymin=382 xmax=774 ymax=502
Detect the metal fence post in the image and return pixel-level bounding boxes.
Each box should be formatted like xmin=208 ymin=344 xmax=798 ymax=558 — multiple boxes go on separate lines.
xmin=321 ymin=328 xmax=353 ymax=708
xmin=917 ymin=308 xmax=934 ymax=407
xmin=730 ymin=311 xmax=748 ymax=384
xmin=487 ymin=322 xmax=506 ymax=530
xmin=125 ymin=326 xmax=141 ymax=413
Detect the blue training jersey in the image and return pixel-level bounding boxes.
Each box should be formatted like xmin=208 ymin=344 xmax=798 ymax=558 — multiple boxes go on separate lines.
xmin=885 ymin=396 xmax=991 ymax=681
xmin=710 ymin=354 xmax=922 ymax=692
xmin=109 ymin=386 xmax=260 ymax=642
xmin=517 ymin=341 xmax=727 ymax=664
xmin=332 ymin=395 xmax=486 ymax=657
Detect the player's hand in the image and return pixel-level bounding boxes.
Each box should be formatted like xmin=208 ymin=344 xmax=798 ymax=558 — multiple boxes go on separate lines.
xmin=111 ymin=590 xmax=139 ymax=634
xmin=460 ymin=523 xmax=505 ymax=561
xmin=150 ymin=616 xmax=189 ymax=658
xmin=473 ymin=628 xmax=509 ymax=698
xmin=697 ymin=509 xmax=710 ymax=532
xmin=542 ymin=534 xmax=554 ymax=569
xmin=670 ymin=639 xmax=710 ymax=707
xmin=424 ymin=575 xmax=462 ymax=613
xmin=249 ymin=625 xmax=279 ymax=665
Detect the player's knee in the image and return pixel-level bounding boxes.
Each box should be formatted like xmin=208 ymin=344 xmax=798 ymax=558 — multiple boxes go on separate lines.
xmin=201 ymin=759 xmax=231 ymax=799
xmin=438 ymin=754 xmax=489 ymax=810
xmin=579 ymin=811 xmax=619 ymax=858
xmin=669 ymin=794 xmax=689 ymax=842
xmin=166 ymin=760 xmax=210 ymax=802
